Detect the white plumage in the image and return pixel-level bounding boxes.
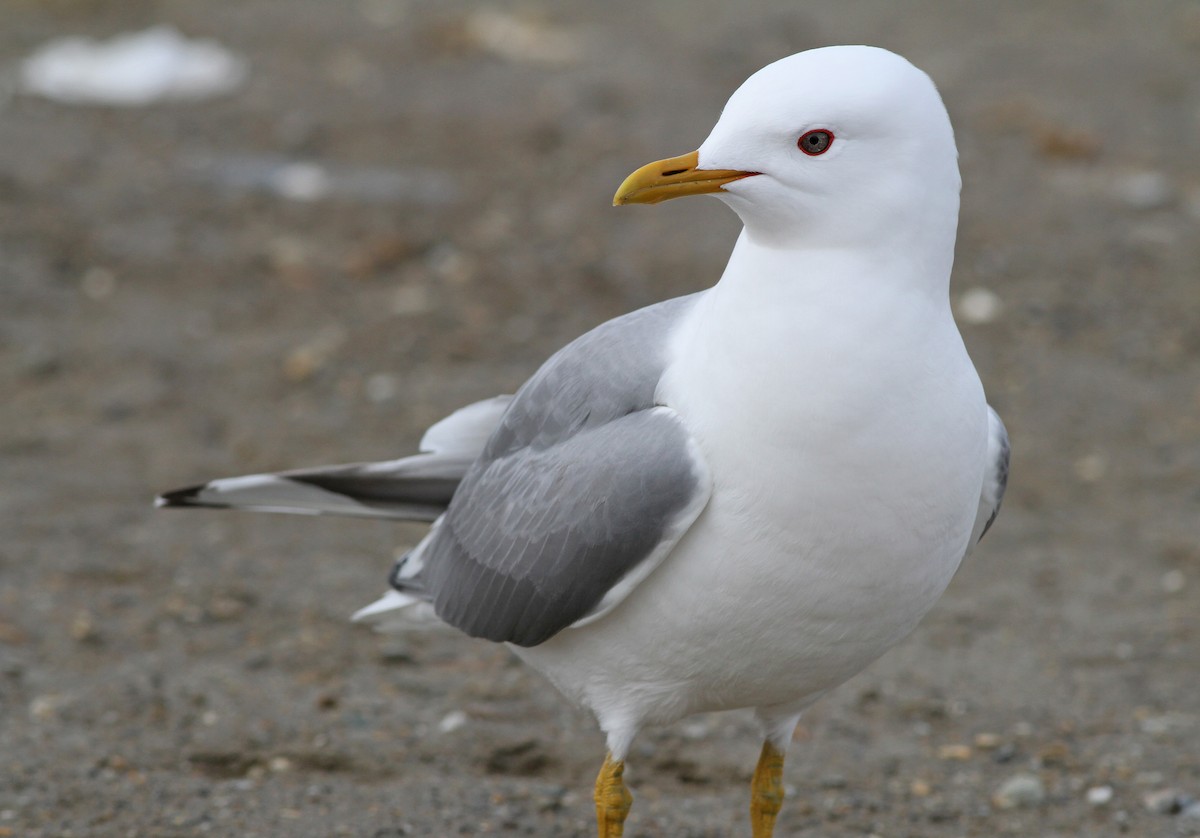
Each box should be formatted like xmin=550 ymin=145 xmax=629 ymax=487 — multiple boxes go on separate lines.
xmin=162 ymin=45 xmax=1009 ymax=837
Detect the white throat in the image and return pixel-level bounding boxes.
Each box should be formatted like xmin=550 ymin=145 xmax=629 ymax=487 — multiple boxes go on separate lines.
xmin=716 ymin=160 xmax=961 ymax=303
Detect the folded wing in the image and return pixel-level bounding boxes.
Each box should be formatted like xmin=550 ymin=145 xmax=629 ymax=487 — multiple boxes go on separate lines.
xmin=380 ymin=294 xmax=712 ymax=647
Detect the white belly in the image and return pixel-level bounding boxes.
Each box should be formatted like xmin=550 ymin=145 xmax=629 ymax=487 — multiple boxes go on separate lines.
xmin=516 ymin=432 xmax=981 ymax=730
xmin=514 ymin=283 xmax=988 ymax=732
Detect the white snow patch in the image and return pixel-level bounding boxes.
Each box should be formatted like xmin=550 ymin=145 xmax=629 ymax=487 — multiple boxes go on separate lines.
xmin=20 ymin=26 xmax=246 ymax=106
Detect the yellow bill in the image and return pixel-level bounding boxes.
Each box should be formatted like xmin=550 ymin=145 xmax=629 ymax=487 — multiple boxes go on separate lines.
xmin=612 ymin=150 xmax=758 ymax=206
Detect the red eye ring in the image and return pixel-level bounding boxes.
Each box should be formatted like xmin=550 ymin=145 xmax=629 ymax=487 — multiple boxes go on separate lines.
xmin=798 ymin=129 xmax=834 ymax=156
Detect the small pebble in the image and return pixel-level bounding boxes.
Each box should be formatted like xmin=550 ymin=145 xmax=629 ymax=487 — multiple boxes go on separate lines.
xmin=1142 ymin=788 xmax=1190 ymax=815
xmin=1034 ymin=124 xmax=1098 ymax=160
xmin=207 ymin=596 xmax=247 ymax=621
xmin=282 ymin=347 xmax=320 ymax=382
xmin=462 ymin=9 xmax=583 ymax=65
xmin=1113 ymin=171 xmax=1173 ymax=210
xmin=533 ymin=784 xmax=567 ymax=813
xmin=1036 ymin=741 xmax=1071 ymax=766
xmin=1073 ymin=453 xmax=1108 ymax=483
xmin=266 ymin=235 xmax=309 ymax=273
xmin=1086 ymin=785 xmax=1115 ymax=806
xmin=18 ymin=347 xmax=63 ymax=379
xmin=1138 ymin=715 xmax=1177 ymax=736
xmin=81 ymin=267 xmax=117 ymax=300
xmin=956 ymin=287 xmax=1002 ymax=324
xmin=70 ymin=610 xmax=99 ymax=642
xmin=426 ymin=244 xmax=474 ymax=285
xmin=910 ymin=779 xmax=932 ymax=798
xmin=993 ymin=773 xmax=1045 ymax=809
xmin=438 ymin=710 xmax=468 ymax=733
xmin=366 ymin=373 xmax=399 ymax=404
xmin=281 ymin=327 xmax=345 ymax=383
xmin=973 ymin=732 xmax=1001 ymax=750
xmin=391 ymin=284 xmax=432 ymax=316
xmin=272 ymin=162 xmax=331 ymax=202
xmin=1161 ymin=570 xmax=1186 ymax=594
xmin=325 ymin=49 xmax=371 ymax=88
xmin=937 ymin=744 xmax=973 ymax=761
xmin=993 ymin=743 xmax=1018 ymax=763
xmin=29 ymin=694 xmax=66 ymax=721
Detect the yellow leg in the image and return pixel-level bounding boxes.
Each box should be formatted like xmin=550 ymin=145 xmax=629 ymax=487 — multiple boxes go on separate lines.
xmin=750 ymin=739 xmax=786 ymax=838
xmin=594 ymin=751 xmax=633 ymax=837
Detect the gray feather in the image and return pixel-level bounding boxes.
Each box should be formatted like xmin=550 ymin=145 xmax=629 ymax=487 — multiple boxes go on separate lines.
xmin=972 ymin=406 xmax=1010 ymax=546
xmin=156 ymin=395 xmax=513 ymax=520
xmin=400 ymin=295 xmax=710 ymax=647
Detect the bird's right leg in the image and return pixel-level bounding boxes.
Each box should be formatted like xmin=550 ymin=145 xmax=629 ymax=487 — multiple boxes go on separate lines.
xmin=750 ymin=708 xmax=803 ymax=838
xmin=594 ymin=751 xmax=633 ymax=837
xmin=749 ymin=739 xmax=786 ymax=838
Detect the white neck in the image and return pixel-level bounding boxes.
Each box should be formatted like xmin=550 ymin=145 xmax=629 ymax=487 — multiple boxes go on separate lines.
xmin=662 ymin=225 xmax=966 ymax=425
xmin=660 ymin=224 xmax=976 ymax=473
xmin=711 ymin=226 xmax=954 ymax=317
xmin=728 ymin=170 xmax=959 ymax=303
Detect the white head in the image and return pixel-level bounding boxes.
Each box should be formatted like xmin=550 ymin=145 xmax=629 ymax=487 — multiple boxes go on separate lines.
xmin=615 ymin=46 xmax=961 ymax=264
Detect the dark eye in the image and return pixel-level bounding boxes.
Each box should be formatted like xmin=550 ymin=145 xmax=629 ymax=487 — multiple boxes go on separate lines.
xmin=798 ymin=129 xmax=833 ymax=156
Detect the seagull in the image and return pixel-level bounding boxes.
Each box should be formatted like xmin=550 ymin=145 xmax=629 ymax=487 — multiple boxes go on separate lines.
xmin=159 ymin=45 xmax=1010 ymax=838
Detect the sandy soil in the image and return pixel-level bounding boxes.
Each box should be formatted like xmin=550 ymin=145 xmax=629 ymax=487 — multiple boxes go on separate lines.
xmin=2 ymin=2 xmax=1199 ymax=836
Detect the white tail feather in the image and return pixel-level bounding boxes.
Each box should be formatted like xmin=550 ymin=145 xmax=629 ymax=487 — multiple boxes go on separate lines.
xmin=352 ymin=589 xmax=440 ymax=632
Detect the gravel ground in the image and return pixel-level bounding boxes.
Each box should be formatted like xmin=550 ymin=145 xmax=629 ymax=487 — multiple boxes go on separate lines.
xmin=2 ymin=2 xmax=1199 ymax=836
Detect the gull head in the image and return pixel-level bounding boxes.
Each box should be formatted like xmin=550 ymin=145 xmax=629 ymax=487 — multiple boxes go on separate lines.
xmin=614 ymin=46 xmax=961 ymax=253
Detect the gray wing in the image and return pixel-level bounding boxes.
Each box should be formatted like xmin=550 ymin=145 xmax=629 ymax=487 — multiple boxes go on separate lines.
xmin=156 ymin=396 xmax=512 ymax=520
xmin=398 ymin=294 xmax=712 ymax=647
xmin=967 ymin=405 xmax=1009 ymax=550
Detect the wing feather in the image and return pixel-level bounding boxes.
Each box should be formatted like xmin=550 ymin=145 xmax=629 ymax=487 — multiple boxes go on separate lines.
xmin=968 ymin=405 xmax=1010 ymax=550
xmin=393 ymin=295 xmax=710 ymax=647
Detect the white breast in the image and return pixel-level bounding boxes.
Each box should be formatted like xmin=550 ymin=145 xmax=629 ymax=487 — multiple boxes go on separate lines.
xmin=516 ymin=248 xmax=988 ymax=734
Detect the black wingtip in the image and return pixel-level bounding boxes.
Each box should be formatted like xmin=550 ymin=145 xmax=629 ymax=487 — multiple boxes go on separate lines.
xmin=155 ymin=483 xmax=227 ymax=510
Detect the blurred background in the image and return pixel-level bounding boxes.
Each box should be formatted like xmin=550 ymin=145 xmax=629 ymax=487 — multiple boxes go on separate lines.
xmin=2 ymin=1 xmax=1198 ymax=836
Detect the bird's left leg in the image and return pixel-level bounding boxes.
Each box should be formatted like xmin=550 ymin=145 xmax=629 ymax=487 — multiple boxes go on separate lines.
xmin=750 ymin=710 xmax=802 ymax=838
xmin=594 ymin=751 xmax=633 ymax=837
